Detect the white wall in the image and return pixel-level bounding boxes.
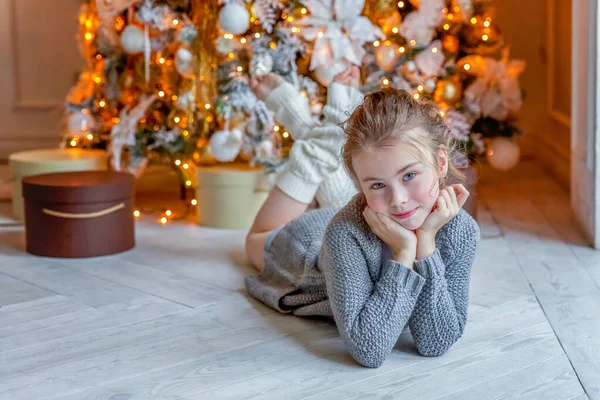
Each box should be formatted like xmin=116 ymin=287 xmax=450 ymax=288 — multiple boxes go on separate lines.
xmin=0 ymin=0 xmax=82 ymax=160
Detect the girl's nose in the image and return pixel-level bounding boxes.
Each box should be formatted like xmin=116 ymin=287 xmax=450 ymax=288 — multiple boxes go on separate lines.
xmin=390 ymin=186 xmax=409 ymax=208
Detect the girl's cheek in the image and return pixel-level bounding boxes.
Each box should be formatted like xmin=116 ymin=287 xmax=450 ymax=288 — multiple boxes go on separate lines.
xmin=365 ymin=192 xmax=387 ymax=214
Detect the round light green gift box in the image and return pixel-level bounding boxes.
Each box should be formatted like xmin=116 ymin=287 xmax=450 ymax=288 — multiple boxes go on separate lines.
xmin=195 ymin=164 xmax=269 ymax=229
xmin=8 ymin=149 xmax=108 ymax=221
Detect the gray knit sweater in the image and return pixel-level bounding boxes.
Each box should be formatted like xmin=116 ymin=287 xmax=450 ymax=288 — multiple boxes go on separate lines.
xmin=245 ymin=194 xmax=480 ymax=368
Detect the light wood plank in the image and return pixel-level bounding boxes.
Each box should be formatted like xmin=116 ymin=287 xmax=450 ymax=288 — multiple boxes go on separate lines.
xmin=438 ymin=354 xmax=584 ymax=400
xmin=183 ymin=296 xmax=552 ymax=399
xmin=0 ymin=261 xmax=146 ymax=308
xmin=468 ymin=237 xmax=533 ymax=308
xmin=483 ymin=191 xmax=600 ymax=399
xmin=61 ymin=257 xmax=236 ymax=308
xmin=104 ymin=230 xmax=253 ymax=292
xmin=515 ymin=260 xmax=600 ymax=399
xmin=0 ymin=295 xmax=90 ymax=328
xmin=0 ymin=272 xmax=53 ymax=307
xmin=0 ymin=298 xmax=325 ymax=399
xmin=192 ymin=323 xmax=558 ymax=400
xmin=0 ymin=296 xmax=186 ymax=353
xmin=54 ymin=324 xmax=341 ymax=400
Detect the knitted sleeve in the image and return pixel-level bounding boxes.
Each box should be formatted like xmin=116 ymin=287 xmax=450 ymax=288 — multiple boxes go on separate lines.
xmin=408 ymin=214 xmax=481 ymax=356
xmin=320 ymin=219 xmax=426 ymax=368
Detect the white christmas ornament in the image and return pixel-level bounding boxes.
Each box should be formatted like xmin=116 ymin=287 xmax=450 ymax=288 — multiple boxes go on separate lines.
xmin=68 ymin=111 xmax=94 ymax=135
xmin=218 ymin=3 xmax=250 ymax=35
xmin=486 ymin=137 xmax=520 ymax=171
xmin=120 ymin=25 xmax=145 ymax=54
xmin=375 ymin=42 xmax=400 ymax=72
xmin=209 ymin=128 xmax=244 ymax=162
xmin=314 ymin=59 xmax=350 ymax=87
xmin=295 ymin=0 xmax=383 ymax=72
xmin=175 ymin=47 xmax=196 ymax=78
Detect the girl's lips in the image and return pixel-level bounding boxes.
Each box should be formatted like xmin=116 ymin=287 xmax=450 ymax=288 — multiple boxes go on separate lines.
xmin=392 ymin=207 xmax=418 ymax=219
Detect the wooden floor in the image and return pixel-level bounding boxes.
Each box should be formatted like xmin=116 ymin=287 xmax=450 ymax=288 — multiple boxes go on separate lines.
xmin=0 ymin=160 xmax=599 ymax=400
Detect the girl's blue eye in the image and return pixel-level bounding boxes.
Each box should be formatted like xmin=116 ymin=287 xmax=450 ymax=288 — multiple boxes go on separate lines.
xmin=371 ymin=182 xmax=385 ymax=190
xmin=403 ymin=172 xmax=416 ymax=181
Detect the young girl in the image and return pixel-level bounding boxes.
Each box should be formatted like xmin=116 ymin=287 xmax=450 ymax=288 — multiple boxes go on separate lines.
xmin=245 ymin=87 xmax=480 ymax=368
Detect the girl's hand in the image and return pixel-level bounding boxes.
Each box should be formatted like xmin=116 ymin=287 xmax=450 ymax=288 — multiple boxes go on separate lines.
xmin=418 ymin=185 xmax=470 ymax=236
xmin=415 ymin=184 xmax=469 ymax=260
xmin=332 ymin=65 xmax=360 ymax=89
xmin=363 ymin=206 xmax=417 ymax=268
xmin=248 ymin=73 xmax=284 ymax=101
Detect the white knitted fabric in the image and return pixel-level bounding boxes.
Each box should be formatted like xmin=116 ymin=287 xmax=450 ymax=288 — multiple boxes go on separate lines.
xmin=264 ymin=82 xmax=363 ymax=208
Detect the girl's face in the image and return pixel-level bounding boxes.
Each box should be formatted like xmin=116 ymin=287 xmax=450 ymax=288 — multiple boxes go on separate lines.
xmin=352 ymin=138 xmax=447 ymax=231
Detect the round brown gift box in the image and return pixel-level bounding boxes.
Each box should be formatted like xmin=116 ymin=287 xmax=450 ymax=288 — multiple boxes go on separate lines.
xmin=22 ymin=171 xmax=135 ymax=258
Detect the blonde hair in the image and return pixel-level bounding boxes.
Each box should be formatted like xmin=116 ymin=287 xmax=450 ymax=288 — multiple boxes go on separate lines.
xmin=341 ymin=87 xmax=465 ymax=189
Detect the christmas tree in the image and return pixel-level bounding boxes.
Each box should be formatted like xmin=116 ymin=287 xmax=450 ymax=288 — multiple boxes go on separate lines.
xmin=63 ymin=0 xmax=526 ymax=188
